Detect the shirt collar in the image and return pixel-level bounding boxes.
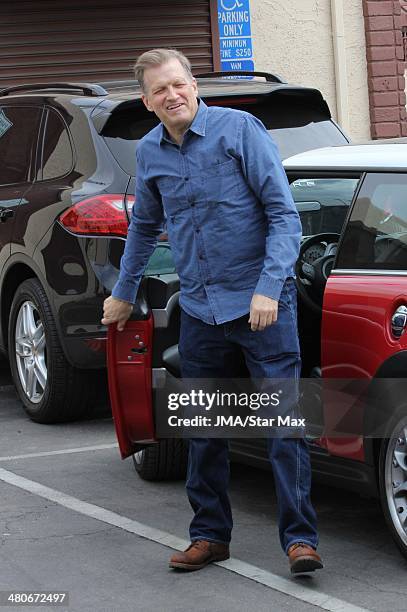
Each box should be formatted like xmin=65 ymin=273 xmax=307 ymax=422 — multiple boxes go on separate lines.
xmin=159 ymin=98 xmax=208 ymax=144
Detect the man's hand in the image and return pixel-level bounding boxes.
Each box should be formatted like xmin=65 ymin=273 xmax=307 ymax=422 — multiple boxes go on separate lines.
xmin=248 ymin=294 xmax=278 ymax=331
xmin=101 ymin=296 xmax=133 ymax=331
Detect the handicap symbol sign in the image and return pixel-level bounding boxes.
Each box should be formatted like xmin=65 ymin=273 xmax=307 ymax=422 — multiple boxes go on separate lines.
xmin=220 ymin=0 xmax=243 ymax=9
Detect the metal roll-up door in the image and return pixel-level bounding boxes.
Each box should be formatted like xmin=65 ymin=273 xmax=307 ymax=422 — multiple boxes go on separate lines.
xmin=0 ymin=0 xmax=217 ymax=87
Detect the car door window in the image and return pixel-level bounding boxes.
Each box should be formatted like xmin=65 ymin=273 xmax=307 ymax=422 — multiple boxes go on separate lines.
xmin=38 ymin=108 xmax=74 ymax=180
xmin=290 ymin=177 xmax=359 ymax=236
xmin=0 ymin=106 xmax=42 ymax=186
xmin=144 ymin=243 xmax=175 ymax=276
xmin=336 ymin=173 xmax=407 ymax=270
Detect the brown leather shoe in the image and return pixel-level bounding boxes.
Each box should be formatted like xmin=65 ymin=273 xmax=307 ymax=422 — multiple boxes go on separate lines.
xmin=169 ymin=540 xmax=230 ymax=571
xmin=288 ymin=543 xmax=323 ymax=574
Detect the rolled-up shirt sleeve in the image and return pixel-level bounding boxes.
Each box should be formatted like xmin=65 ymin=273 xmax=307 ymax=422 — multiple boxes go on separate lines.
xmin=111 ymin=147 xmax=165 ymax=303
xmin=237 ymin=114 xmax=302 ymax=302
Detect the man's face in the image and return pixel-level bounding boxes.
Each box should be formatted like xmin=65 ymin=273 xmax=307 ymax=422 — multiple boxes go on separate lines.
xmin=141 ymin=58 xmax=198 ymax=135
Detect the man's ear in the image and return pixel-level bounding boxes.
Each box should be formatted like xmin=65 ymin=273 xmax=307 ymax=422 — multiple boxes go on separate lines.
xmin=191 ymin=78 xmax=198 ymax=96
xmin=141 ymin=94 xmax=153 ymax=112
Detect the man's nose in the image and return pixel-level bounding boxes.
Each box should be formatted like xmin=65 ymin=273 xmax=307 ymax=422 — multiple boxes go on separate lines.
xmin=166 ymin=85 xmax=177 ymax=99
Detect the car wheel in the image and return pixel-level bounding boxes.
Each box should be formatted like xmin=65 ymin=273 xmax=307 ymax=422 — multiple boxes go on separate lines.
xmin=132 ymin=439 xmax=188 ymax=481
xmin=378 ymin=410 xmax=407 ymax=560
xmin=8 ymin=278 xmax=99 ymax=424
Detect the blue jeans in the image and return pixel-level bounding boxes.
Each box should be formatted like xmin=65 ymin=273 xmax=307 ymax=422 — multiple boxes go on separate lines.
xmin=178 ymin=280 xmax=319 ymax=553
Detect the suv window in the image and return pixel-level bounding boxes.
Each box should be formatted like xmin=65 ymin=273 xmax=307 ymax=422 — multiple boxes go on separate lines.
xmin=38 ymin=108 xmax=74 ymax=180
xmin=0 ymin=106 xmax=42 ymax=186
xmin=290 ymin=177 xmax=359 ymax=236
xmin=271 ymin=123 xmax=346 ymax=160
xmin=101 ymin=99 xmax=348 ymax=175
xmin=336 ymin=173 xmax=407 ymax=270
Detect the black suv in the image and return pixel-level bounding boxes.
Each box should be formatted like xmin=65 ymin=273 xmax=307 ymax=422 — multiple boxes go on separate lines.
xmin=0 ymin=74 xmax=348 ymax=423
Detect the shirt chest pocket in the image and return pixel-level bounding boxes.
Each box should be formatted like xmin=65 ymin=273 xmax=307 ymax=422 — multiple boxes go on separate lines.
xmin=201 ymin=158 xmax=241 ymax=204
xmin=156 ymin=176 xmax=189 ymax=219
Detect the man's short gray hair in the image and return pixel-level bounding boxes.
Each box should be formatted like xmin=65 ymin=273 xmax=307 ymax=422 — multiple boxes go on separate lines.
xmin=134 ymin=48 xmax=194 ymax=92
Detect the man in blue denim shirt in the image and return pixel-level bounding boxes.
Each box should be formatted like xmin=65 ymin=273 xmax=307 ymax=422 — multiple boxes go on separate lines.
xmin=102 ymin=49 xmax=322 ymax=574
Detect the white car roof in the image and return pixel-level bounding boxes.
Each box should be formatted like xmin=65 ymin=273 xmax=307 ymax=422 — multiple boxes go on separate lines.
xmin=283 ymin=139 xmax=407 ymax=172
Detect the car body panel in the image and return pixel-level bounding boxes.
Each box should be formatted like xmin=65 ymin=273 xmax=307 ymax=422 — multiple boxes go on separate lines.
xmin=0 ymin=185 xmax=25 ymax=351
xmin=322 ymin=274 xmax=407 ymax=378
xmin=321 ymin=273 xmax=407 ymax=460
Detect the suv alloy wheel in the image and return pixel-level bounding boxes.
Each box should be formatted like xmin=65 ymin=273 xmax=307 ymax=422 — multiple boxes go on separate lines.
xmin=8 ymin=278 xmax=103 ymax=423
xmin=14 ymin=297 xmax=47 ymax=405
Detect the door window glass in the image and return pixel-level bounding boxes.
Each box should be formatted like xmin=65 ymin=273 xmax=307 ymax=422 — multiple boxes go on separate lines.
xmin=144 ymin=243 xmax=175 ymax=276
xmin=336 ymin=173 xmax=407 ymax=270
xmin=290 ymin=178 xmax=359 ymax=237
xmin=39 ymin=109 xmax=73 ymax=180
xmin=0 ymin=106 xmax=41 ymax=186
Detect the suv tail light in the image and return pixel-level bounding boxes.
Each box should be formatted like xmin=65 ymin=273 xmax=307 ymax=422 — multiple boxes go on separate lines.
xmin=59 ymin=194 xmax=135 ymax=237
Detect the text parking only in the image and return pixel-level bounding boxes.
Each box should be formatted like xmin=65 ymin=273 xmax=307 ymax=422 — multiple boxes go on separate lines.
xmin=217 ymin=0 xmax=254 ymax=71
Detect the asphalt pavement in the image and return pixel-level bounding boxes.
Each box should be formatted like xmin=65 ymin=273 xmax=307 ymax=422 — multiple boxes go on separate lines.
xmin=0 ymin=361 xmax=406 ymax=612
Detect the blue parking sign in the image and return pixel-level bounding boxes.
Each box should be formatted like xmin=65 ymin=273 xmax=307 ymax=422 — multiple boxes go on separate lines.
xmin=217 ymin=0 xmax=254 ymax=72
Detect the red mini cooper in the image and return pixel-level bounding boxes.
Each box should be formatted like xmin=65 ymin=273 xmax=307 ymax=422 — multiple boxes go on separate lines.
xmin=108 ymin=139 xmax=407 ymax=561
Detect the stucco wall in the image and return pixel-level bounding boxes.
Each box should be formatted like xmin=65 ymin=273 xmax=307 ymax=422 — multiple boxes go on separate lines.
xmin=343 ymin=0 xmax=371 ymax=139
xmin=251 ymin=0 xmax=371 ymax=141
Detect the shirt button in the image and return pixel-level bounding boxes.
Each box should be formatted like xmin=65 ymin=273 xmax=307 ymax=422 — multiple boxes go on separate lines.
xmin=184 ymin=177 xmax=189 ymax=181
xmin=190 ymin=202 xmax=195 ymax=207
xmin=195 ymin=228 xmax=200 ymax=233
xmin=199 ymin=254 xmax=205 ymax=260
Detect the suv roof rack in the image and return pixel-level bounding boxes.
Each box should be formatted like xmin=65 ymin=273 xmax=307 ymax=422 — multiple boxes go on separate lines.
xmin=195 ymin=71 xmax=286 ymax=84
xmin=0 ymin=82 xmax=108 ymax=97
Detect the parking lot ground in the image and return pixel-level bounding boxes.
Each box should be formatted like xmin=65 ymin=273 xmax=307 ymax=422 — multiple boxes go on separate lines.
xmin=1 ymin=368 xmax=406 ymax=612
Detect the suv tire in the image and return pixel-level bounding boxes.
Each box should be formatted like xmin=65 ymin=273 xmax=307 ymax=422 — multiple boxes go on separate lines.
xmin=378 ymin=409 xmax=407 ymax=560
xmin=132 ymin=439 xmax=188 ymax=481
xmin=8 ymin=278 xmax=98 ymax=423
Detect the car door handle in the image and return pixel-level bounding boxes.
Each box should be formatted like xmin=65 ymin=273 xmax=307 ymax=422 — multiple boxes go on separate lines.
xmin=0 ymin=208 xmax=14 ymax=222
xmin=391 ymin=305 xmax=407 ymax=338
xmin=130 ymin=347 xmax=148 ymax=355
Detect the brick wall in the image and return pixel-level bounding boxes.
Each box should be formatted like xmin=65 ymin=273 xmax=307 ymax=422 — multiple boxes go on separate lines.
xmin=363 ymin=0 xmax=406 ymax=137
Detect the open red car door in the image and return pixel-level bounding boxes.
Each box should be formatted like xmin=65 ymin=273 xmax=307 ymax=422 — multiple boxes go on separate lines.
xmin=107 ymin=315 xmax=156 ymax=458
